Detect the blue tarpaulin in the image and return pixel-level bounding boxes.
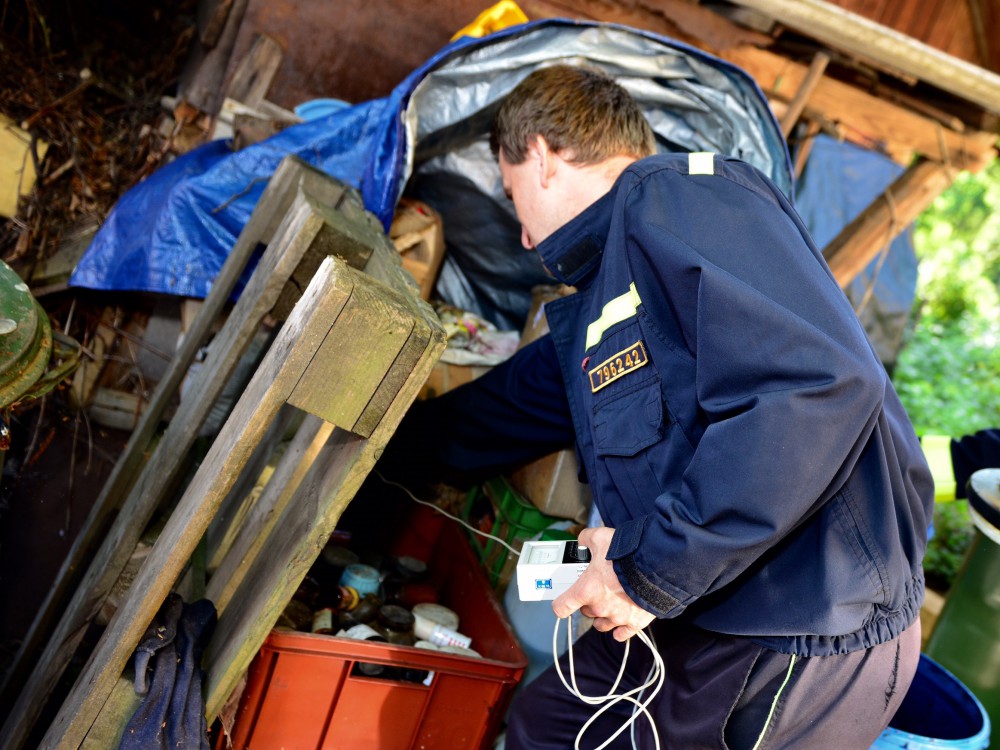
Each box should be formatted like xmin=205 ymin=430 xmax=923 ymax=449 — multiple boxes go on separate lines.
xmin=795 ymin=135 xmax=917 ymax=367
xmin=70 ymin=19 xmax=791 ymax=328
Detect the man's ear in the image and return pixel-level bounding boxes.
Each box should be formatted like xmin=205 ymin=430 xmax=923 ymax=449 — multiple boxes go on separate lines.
xmin=529 ymin=135 xmax=559 ymax=189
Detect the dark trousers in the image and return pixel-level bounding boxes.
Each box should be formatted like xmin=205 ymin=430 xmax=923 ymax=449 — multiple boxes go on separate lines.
xmin=506 ymin=618 xmax=921 ymax=750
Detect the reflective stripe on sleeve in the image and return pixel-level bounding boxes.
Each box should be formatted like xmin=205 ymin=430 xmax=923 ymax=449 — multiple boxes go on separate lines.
xmin=585 ymin=283 xmax=642 ymax=350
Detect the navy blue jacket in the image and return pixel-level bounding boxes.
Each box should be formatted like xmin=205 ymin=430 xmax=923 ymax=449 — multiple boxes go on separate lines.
xmin=397 ymin=153 xmax=933 ymax=656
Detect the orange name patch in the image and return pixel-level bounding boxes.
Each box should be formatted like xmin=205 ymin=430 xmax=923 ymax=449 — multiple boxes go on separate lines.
xmin=588 ymin=341 xmax=648 ymax=392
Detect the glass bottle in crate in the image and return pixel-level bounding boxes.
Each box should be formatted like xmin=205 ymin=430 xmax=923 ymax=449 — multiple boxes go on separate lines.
xmin=374 ymin=604 xmax=416 ymax=646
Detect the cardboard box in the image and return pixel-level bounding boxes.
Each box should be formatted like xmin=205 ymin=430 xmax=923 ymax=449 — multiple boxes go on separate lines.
xmin=390 ymin=199 xmax=446 ymax=302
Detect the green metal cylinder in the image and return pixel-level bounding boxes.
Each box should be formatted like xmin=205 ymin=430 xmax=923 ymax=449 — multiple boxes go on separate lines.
xmin=925 ymin=469 xmax=1000 ymax=745
xmin=0 ymin=258 xmax=52 ymax=409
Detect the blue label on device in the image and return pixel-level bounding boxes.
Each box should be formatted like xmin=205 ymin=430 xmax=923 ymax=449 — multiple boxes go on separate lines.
xmin=535 ymin=579 xmax=553 ymax=590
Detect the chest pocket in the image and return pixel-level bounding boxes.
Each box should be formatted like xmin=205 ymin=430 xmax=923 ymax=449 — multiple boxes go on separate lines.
xmin=592 ymin=378 xmax=665 ymax=456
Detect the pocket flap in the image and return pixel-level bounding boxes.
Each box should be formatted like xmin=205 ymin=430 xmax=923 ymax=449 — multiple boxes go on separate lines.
xmin=593 ymin=380 xmax=664 ymax=456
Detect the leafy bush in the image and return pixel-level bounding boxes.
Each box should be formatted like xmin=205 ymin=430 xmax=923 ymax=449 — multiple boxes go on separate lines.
xmin=891 ymin=158 xmax=1000 ymax=592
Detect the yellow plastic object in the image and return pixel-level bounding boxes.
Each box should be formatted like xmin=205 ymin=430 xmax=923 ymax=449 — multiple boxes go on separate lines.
xmin=922 ymin=434 xmax=957 ymax=502
xmin=1 ymin=115 xmax=48 ymax=218
xmin=451 ymin=0 xmax=529 ymax=40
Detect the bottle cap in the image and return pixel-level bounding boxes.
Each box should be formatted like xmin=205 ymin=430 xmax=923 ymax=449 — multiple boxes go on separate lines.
xmin=339 ymin=563 xmax=381 ymax=596
xmin=378 ymin=604 xmax=415 ymax=633
xmin=322 ymin=544 xmax=360 ymax=570
xmin=395 ymin=555 xmax=428 ymax=579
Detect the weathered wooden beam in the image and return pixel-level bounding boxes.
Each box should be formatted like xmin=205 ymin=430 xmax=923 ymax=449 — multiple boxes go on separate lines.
xmin=780 ymin=50 xmax=829 ymax=137
xmin=823 ymin=158 xmax=957 ymax=287
xmin=203 ymin=287 xmax=442 ymax=718
xmin=520 ymin=0 xmax=771 ymax=51
xmin=203 ymin=403 xmax=301 ymax=574
xmin=0 ymin=159 xmax=347 ymax=750
xmin=205 ymin=413 xmax=333 ymax=614
xmin=223 ymin=33 xmax=284 ymax=110
xmin=38 ymin=258 xmax=355 ymax=749
xmin=723 ymin=45 xmax=998 ymax=171
xmin=725 ymin=0 xmax=1000 ymax=114
xmin=41 ymin=254 xmax=444 ymax=749
xmin=180 ymin=0 xmax=250 ymax=114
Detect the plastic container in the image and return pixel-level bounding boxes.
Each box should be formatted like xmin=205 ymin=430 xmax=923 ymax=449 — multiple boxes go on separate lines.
xmin=925 ymin=468 xmax=1000 ymax=743
xmin=463 ymin=476 xmax=572 ymax=591
xmin=872 ymin=654 xmax=990 ymax=749
xmin=226 ymin=509 xmax=526 ymax=749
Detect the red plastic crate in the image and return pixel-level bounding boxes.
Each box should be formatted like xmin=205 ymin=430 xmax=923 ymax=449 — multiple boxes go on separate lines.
xmin=226 ymin=506 xmax=527 ymax=749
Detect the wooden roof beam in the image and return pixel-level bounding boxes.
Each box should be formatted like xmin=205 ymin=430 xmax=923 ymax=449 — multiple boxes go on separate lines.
xmin=724 ymin=0 xmax=1000 ymax=115
xmin=780 ymin=50 xmax=830 ymax=136
xmin=724 ymin=45 xmax=998 ymax=171
xmin=823 ymin=158 xmax=956 ymax=288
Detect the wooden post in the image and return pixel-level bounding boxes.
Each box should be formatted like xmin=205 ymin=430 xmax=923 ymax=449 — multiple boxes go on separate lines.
xmin=823 ymin=158 xmax=957 ymax=287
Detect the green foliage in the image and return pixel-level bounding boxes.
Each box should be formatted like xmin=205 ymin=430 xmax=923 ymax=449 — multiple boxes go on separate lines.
xmin=891 ymin=156 xmax=1000 ymax=591
xmin=909 ymin=158 xmax=1000 ymax=329
xmin=923 ymin=500 xmax=976 ymax=593
xmin=893 ymin=323 xmax=1000 ymax=436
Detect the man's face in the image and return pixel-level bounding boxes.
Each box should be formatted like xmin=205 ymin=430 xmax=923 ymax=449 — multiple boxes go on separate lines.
xmin=498 ymin=147 xmax=561 ymax=250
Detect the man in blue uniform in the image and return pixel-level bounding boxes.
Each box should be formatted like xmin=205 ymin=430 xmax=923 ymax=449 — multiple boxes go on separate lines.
xmin=390 ymin=65 xmax=933 ymax=748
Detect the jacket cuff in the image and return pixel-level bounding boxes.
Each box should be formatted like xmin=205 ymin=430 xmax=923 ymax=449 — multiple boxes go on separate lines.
xmin=607 ymin=516 xmax=686 ymax=618
xmin=614 ymin=555 xmax=680 ymax=618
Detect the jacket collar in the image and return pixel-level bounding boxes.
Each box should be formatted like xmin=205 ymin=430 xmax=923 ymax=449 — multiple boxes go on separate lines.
xmin=535 ymin=187 xmax=615 ymax=287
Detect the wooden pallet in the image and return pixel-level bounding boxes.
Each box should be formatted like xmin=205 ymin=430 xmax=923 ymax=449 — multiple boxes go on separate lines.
xmin=0 ymin=156 xmax=445 ymax=749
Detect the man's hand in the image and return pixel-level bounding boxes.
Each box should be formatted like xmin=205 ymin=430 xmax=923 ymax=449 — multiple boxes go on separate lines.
xmin=552 ymin=526 xmax=655 ymax=641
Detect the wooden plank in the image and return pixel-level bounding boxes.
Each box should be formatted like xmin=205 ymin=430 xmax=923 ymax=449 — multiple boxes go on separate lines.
xmin=206 ymin=413 xmax=333 ymax=613
xmin=823 ymin=158 xmax=956 ymax=286
xmin=520 ymin=0 xmax=772 ymax=51
xmin=203 ymin=404 xmax=301 ymax=573
xmin=179 ymin=0 xmax=250 ymax=115
xmin=0 ymin=156 xmax=325 ymax=725
xmin=38 ymin=258 xmax=361 ymax=750
xmin=224 ymin=33 xmax=284 ymax=110
xmin=204 ymin=302 xmax=444 ymax=718
xmin=200 ymin=0 xmax=236 ymax=48
xmin=0 ymin=158 xmax=344 ymax=750
xmin=722 ymin=44 xmax=998 ymax=170
xmin=79 ymin=678 xmax=140 ymax=750
xmin=780 ymin=51 xmax=830 ymax=137
xmin=68 ymin=306 xmax=118 ymax=410
xmin=724 ymin=0 xmax=1000 ymax=114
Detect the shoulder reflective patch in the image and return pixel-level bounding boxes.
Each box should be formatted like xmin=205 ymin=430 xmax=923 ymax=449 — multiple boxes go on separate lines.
xmin=585 ymin=282 xmax=641 ymax=350
xmin=688 ymin=152 xmax=715 ymax=175
xmin=588 ymin=341 xmax=649 ymax=392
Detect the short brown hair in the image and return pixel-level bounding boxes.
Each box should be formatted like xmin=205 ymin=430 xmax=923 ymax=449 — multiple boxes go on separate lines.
xmin=490 ymin=64 xmax=656 ymax=165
